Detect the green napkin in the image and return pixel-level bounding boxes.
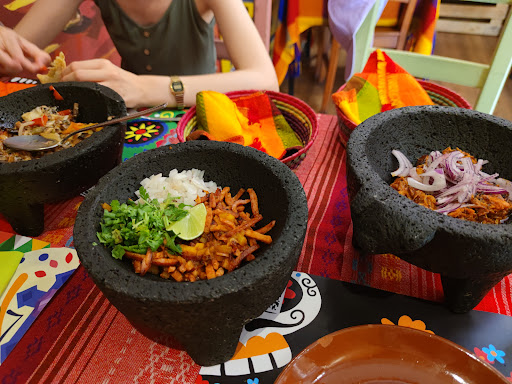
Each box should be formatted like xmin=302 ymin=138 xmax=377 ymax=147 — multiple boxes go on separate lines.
xmin=0 ymin=251 xmax=24 ymax=296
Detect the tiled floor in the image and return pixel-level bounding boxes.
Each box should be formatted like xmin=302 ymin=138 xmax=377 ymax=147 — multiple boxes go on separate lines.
xmin=280 ymin=31 xmax=512 ymax=123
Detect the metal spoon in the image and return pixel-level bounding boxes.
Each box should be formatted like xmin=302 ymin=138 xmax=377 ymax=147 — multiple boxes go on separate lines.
xmin=3 ymin=103 xmax=168 ymax=151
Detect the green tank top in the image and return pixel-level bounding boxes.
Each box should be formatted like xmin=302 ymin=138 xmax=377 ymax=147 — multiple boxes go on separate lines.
xmin=93 ymin=0 xmax=217 ymax=76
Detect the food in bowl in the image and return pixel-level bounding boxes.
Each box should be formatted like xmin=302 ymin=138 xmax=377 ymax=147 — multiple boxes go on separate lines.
xmin=96 ymin=168 xmax=276 ymax=282
xmin=390 ymin=147 xmax=512 ymax=224
xmin=0 ymin=103 xmax=97 ymax=162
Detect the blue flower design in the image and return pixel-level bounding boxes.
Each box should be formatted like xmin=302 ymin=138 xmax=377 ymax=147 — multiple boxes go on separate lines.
xmin=482 ymin=344 xmax=506 ymax=364
xmin=247 ymin=379 xmax=259 ymax=384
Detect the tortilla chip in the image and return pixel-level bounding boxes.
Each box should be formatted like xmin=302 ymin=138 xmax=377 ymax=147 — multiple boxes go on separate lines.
xmin=37 ymin=52 xmax=66 ymax=84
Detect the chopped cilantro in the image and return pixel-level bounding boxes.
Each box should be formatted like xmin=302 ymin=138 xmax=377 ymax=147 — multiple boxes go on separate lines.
xmin=96 ymin=186 xmax=189 ymax=259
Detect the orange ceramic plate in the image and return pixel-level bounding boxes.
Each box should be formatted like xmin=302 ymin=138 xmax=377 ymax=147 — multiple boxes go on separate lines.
xmin=275 ymin=324 xmax=508 ymax=384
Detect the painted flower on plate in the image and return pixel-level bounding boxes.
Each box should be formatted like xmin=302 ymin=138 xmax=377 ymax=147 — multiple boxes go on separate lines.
xmin=381 ymin=315 xmax=434 ymax=334
xmin=474 ymin=347 xmax=494 ymax=364
xmin=482 ymin=344 xmax=505 ymax=364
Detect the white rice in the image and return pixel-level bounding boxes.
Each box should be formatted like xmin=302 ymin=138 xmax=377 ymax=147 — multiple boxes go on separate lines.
xmin=135 ymin=169 xmax=219 ymax=207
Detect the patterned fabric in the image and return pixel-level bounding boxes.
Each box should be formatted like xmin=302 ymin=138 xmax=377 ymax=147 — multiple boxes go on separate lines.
xmin=122 ymin=109 xmax=185 ymax=161
xmin=192 ymin=90 xmax=302 ymax=159
xmin=406 ymin=0 xmax=440 ymax=54
xmin=1 ymin=114 xmax=512 ymax=382
xmin=272 ymin=0 xmax=327 ymax=85
xmin=0 ymin=233 xmax=79 ymax=365
xmin=331 ymin=49 xmax=434 ymax=125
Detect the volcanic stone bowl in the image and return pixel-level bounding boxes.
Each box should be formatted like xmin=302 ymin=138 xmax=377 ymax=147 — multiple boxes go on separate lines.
xmin=346 ymin=105 xmax=512 ymax=313
xmin=73 ymin=141 xmax=308 ymax=366
xmin=0 ymin=82 xmax=126 ymax=236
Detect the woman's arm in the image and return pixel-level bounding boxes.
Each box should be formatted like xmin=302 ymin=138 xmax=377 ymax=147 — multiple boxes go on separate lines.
xmin=61 ymin=0 xmax=278 ymax=108
xmin=14 ymin=0 xmax=84 ymax=48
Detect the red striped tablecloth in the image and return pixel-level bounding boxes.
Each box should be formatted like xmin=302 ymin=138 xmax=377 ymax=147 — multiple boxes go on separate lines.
xmin=1 ymin=114 xmax=511 ymax=383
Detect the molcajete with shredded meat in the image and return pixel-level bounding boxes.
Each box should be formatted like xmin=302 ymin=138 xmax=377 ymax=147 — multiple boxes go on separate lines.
xmin=346 ymin=105 xmax=512 ymax=314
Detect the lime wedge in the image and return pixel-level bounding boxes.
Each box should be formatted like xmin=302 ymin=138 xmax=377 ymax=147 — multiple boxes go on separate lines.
xmin=169 ymin=203 xmax=207 ymax=240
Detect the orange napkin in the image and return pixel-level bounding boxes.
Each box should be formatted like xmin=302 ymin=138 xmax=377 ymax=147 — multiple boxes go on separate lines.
xmin=332 ymin=49 xmax=434 ymax=125
xmin=189 ymin=91 xmax=303 ymax=159
xmin=0 ymin=82 xmax=35 ymax=97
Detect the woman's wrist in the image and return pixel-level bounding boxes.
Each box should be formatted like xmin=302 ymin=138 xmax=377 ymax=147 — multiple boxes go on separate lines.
xmin=135 ymin=75 xmax=177 ymax=109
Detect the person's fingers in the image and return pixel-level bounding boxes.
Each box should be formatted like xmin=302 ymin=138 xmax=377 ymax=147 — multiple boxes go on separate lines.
xmin=62 ymin=58 xmax=111 ymax=75
xmin=61 ymin=67 xmax=108 ymax=83
xmin=0 ymin=30 xmax=27 ymax=66
xmin=0 ymin=49 xmax=23 ymax=75
xmin=19 ymin=38 xmax=51 ymax=71
xmin=0 ymin=29 xmax=48 ymax=74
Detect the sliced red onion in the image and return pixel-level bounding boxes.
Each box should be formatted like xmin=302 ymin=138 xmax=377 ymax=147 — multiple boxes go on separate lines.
xmin=461 ymin=157 xmax=475 ymax=175
xmin=391 ymin=150 xmax=413 ymax=177
xmin=426 ymin=151 xmax=442 ymax=167
xmin=443 ymin=151 xmax=464 ymax=181
xmin=409 ymin=167 xmax=422 ymax=182
xmin=425 ymin=152 xmax=450 ymax=173
xmin=437 ymin=194 xmax=458 ymax=207
xmin=391 ymin=149 xmax=512 ymax=217
xmin=496 ymin=178 xmax=512 ymax=197
xmin=479 ymin=172 xmax=500 ymax=184
xmin=436 ymin=202 xmax=475 ymax=214
xmin=407 ymin=170 xmax=447 ymax=192
xmin=476 ymin=183 xmax=507 ymax=194
xmin=475 ymin=159 xmax=489 ymax=173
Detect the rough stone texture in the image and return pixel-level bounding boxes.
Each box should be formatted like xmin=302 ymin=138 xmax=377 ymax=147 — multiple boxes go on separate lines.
xmin=0 ymin=82 xmax=126 ymax=236
xmin=346 ymin=105 xmax=512 ymax=313
xmin=73 ymin=141 xmax=309 ymax=366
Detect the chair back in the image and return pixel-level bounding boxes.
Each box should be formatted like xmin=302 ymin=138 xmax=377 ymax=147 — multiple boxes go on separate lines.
xmin=354 ymin=0 xmax=512 ymax=114
xmin=215 ymin=0 xmax=272 ymax=60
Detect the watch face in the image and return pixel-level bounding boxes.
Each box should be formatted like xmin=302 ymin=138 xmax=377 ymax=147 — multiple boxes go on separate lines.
xmin=173 ymin=82 xmax=183 ymax=92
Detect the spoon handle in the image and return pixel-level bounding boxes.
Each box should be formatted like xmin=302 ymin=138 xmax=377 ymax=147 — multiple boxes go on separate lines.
xmin=61 ymin=102 xmax=168 ymax=143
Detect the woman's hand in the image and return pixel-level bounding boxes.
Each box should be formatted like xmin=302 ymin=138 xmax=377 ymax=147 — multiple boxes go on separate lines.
xmin=0 ymin=25 xmax=51 ymax=76
xmin=61 ymin=59 xmax=144 ymax=108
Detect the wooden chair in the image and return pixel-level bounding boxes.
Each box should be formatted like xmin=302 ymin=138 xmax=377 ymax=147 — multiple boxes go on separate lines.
xmin=215 ymin=0 xmax=272 ymax=60
xmin=321 ymin=0 xmax=512 ymax=115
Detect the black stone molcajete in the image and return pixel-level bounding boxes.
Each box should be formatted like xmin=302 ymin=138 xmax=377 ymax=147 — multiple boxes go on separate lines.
xmin=73 ymin=141 xmax=308 ymax=366
xmin=0 ymin=82 xmax=126 ymax=236
xmin=346 ymin=106 xmax=512 ymax=313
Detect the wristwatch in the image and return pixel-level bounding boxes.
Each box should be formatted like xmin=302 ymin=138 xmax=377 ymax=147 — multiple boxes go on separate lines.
xmin=170 ymin=76 xmax=185 ymax=110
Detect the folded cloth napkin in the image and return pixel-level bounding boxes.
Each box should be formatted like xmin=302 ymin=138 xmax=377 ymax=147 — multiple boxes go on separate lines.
xmin=188 ymin=90 xmax=303 ymax=160
xmin=332 ymin=49 xmax=434 ymax=125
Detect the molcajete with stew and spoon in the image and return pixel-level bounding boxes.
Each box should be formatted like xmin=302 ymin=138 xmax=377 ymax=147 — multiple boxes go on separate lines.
xmin=0 ymin=82 xmax=126 ymax=236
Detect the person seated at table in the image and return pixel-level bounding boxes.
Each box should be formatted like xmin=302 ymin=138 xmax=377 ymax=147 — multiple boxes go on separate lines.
xmin=0 ymin=0 xmax=279 ymax=109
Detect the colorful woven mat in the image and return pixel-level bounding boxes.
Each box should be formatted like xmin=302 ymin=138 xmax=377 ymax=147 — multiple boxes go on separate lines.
xmin=332 ymin=49 xmax=434 ymax=125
